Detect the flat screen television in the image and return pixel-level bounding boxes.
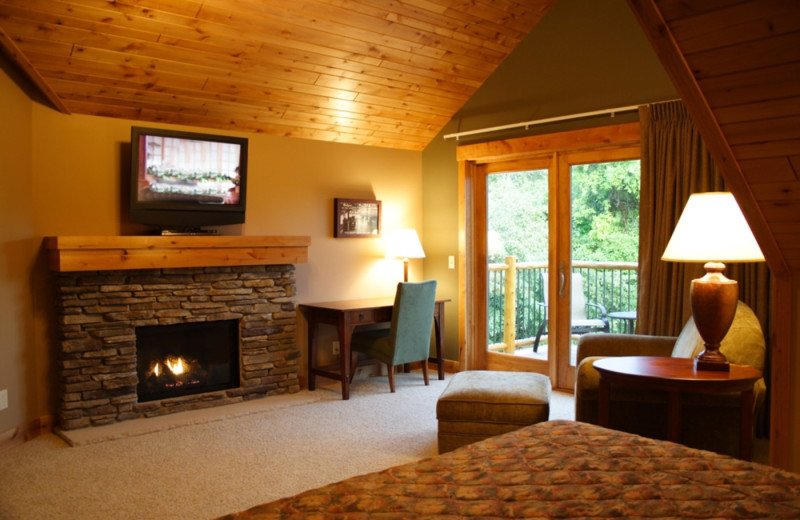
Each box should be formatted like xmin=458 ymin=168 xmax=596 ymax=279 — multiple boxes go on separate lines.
xmin=129 ymin=126 xmax=248 ymax=232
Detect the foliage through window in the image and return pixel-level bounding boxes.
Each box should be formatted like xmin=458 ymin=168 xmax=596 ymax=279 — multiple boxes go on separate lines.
xmin=487 ymin=160 xmax=640 ymax=349
xmin=571 ymin=160 xmax=640 ymax=263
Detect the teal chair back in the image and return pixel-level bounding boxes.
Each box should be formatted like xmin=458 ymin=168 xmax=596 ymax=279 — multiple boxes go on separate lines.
xmin=350 ymin=279 xmax=437 ymax=392
xmin=388 ymin=280 xmax=438 ymax=366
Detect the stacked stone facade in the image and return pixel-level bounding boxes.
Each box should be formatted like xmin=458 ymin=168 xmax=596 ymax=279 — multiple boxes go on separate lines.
xmin=54 ymin=265 xmax=300 ymax=430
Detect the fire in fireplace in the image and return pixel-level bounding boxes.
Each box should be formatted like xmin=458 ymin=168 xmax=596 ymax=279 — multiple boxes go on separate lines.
xmin=136 ymin=319 xmax=240 ymax=402
xmin=145 ymin=354 xmax=202 ymax=390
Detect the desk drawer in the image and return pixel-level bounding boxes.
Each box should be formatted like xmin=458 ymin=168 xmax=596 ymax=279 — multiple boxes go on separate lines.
xmin=353 ymin=309 xmax=377 ymax=323
xmin=352 ymin=307 xmax=393 ymax=324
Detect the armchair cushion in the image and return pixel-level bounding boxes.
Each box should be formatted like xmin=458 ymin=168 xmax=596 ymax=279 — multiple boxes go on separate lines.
xmin=669 ymin=302 xmax=766 ymax=368
xmin=670 ymin=317 xmax=703 ymax=358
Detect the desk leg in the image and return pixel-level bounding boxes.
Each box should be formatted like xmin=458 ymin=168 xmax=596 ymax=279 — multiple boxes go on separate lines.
xmin=307 ymin=317 xmax=318 ymax=392
xmin=337 ymin=322 xmax=351 ymax=400
xmin=667 ymin=392 xmax=682 ymax=443
xmin=598 ymin=378 xmax=610 ymax=427
xmin=740 ymin=389 xmax=754 ymax=461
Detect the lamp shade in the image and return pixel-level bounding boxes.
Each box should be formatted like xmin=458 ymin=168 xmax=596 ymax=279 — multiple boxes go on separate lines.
xmin=385 ymin=229 xmax=425 ymax=260
xmin=661 ymin=192 xmax=764 ymax=263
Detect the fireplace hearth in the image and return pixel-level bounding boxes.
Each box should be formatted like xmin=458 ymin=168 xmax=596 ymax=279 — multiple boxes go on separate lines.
xmin=53 ymin=264 xmax=301 ymax=430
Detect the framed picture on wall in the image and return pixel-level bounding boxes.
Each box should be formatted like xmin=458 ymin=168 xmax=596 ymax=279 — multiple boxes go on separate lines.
xmin=334 ymin=198 xmax=381 ymax=238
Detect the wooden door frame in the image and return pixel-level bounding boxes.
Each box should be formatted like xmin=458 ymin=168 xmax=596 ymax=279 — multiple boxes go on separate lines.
xmin=457 ymin=123 xmax=640 ymax=389
xmin=555 ymin=146 xmax=642 ymax=390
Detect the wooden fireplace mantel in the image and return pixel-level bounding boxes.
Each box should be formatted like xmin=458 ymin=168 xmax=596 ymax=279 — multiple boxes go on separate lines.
xmin=44 ymin=235 xmax=310 ymax=272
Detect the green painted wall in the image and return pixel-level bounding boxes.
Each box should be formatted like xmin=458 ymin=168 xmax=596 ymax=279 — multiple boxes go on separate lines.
xmin=422 ymin=0 xmax=677 ymax=361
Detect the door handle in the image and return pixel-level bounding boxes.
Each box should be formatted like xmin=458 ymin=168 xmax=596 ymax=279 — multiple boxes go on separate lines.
xmin=558 ymin=262 xmax=566 ymax=298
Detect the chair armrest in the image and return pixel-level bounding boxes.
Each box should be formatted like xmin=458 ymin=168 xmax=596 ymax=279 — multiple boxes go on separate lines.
xmin=585 ymin=302 xmax=607 ymax=317
xmin=575 ymin=334 xmax=676 ymax=423
xmin=575 ymin=333 xmax=676 ymax=365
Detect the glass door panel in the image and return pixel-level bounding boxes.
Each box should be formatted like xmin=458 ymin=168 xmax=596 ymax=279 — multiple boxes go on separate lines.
xmin=486 ymin=169 xmax=549 ymax=368
xmin=558 ymin=158 xmax=640 ymax=387
xmin=460 ymin=125 xmax=641 ymax=388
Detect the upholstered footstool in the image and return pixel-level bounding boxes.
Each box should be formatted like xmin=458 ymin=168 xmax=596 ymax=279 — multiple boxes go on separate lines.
xmin=436 ymin=370 xmax=551 ymax=453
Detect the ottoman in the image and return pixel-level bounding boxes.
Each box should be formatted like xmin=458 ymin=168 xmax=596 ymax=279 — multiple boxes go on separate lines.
xmin=436 ymin=370 xmax=551 ymax=453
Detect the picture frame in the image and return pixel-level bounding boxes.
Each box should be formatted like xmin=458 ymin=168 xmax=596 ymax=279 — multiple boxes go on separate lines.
xmin=334 ymin=198 xmax=381 ymax=238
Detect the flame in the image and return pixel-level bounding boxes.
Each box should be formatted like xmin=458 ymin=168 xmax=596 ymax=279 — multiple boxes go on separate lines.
xmin=150 ymin=357 xmax=191 ymax=378
xmin=166 ymin=357 xmax=187 ymax=375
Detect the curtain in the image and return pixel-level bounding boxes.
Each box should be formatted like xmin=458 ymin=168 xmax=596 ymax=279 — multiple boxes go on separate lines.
xmin=637 ymin=100 xmax=771 ymax=338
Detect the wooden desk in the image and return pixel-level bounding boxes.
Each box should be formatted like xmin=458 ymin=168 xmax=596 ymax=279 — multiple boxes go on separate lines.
xmin=594 ymin=356 xmax=762 ymax=460
xmin=299 ymin=297 xmax=449 ymax=400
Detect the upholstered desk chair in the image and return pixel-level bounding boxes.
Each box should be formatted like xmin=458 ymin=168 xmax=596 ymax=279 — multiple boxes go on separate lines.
xmin=351 ymin=280 xmax=437 ymax=392
xmin=574 ymin=301 xmax=766 ymax=457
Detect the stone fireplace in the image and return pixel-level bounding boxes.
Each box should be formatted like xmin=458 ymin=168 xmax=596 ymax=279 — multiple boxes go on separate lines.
xmin=45 ymin=235 xmax=310 ymax=430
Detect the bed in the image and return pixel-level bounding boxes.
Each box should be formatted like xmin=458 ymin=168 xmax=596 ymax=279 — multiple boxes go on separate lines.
xmin=216 ymin=420 xmax=800 ymax=519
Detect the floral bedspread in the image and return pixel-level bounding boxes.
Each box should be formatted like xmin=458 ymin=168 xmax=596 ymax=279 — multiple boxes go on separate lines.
xmin=216 ymin=420 xmax=800 ymax=519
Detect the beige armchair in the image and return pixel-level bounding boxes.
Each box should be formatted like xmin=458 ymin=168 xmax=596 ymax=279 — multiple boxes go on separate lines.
xmin=575 ymin=301 xmax=767 ymax=458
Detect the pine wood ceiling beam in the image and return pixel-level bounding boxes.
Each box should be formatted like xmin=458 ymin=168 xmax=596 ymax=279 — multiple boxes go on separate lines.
xmin=0 ymin=24 xmax=70 ymax=113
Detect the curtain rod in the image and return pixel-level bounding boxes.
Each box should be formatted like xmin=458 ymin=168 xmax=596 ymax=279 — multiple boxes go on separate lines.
xmin=443 ymin=104 xmax=644 ymax=141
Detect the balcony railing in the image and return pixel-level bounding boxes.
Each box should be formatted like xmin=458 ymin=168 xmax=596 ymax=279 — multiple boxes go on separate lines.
xmin=488 ymin=258 xmax=638 ymax=353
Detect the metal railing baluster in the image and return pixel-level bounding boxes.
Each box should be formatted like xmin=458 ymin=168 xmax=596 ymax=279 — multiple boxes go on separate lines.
xmin=488 ymin=259 xmax=638 ymax=352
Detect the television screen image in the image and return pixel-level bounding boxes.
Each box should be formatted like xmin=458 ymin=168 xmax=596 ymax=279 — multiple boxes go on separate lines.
xmin=129 ymin=127 xmax=248 ymax=230
xmin=136 ymin=135 xmax=241 ymax=205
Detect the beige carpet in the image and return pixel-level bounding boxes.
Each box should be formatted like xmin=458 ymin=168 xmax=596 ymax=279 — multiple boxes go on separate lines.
xmin=0 ymin=373 xmax=575 ymax=520
xmin=56 ymin=391 xmax=324 ymax=447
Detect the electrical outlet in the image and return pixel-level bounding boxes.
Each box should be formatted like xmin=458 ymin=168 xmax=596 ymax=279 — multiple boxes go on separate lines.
xmin=0 ymin=389 xmax=8 ymax=411
xmin=448 ymin=255 xmax=455 ymax=269
xmin=332 ymin=341 xmax=340 ymax=356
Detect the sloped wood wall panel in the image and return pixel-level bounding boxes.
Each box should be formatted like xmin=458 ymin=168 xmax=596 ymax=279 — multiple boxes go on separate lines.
xmin=627 ymin=0 xmax=800 ymax=473
xmin=663 ymin=0 xmax=800 ymax=271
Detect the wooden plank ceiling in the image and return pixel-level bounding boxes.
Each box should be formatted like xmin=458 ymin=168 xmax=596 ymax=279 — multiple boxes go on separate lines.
xmin=0 ymin=0 xmax=556 ymax=151
xmin=627 ymin=0 xmax=800 ymax=274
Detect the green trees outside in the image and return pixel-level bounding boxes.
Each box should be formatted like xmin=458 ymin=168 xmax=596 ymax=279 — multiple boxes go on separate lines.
xmin=487 ymin=161 xmax=640 ymax=346
xmin=571 ymin=161 xmax=640 ymax=263
xmin=487 ymin=160 xmax=640 ymax=263
xmin=487 ymin=169 xmax=549 ymax=263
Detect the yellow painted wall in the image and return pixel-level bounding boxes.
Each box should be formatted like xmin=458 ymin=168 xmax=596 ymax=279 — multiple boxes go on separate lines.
xmin=29 ymin=105 xmax=424 ymax=300
xmin=0 ymin=61 xmax=37 ymax=439
xmin=1 ymin=66 xmax=425 ymax=437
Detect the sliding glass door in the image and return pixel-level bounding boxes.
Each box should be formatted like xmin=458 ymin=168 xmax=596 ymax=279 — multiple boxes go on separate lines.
xmin=558 ymin=152 xmax=641 ymax=388
xmin=458 ymin=123 xmax=641 ymax=390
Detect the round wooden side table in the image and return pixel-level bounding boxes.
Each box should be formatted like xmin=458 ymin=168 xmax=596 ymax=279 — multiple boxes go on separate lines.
xmin=593 ymin=356 xmax=762 ymax=460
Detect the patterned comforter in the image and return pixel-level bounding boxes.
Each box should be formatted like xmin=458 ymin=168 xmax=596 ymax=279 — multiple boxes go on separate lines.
xmin=217 ymin=420 xmax=800 ymax=519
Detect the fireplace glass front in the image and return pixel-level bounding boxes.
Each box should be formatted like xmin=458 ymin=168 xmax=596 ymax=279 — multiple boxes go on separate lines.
xmin=136 ymin=319 xmax=240 ymax=402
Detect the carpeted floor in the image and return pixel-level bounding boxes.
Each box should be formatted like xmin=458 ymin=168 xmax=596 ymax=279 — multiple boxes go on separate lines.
xmin=0 ymin=373 xmax=575 ymax=520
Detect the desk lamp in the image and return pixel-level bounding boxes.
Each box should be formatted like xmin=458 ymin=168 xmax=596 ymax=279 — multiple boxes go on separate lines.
xmin=386 ymin=229 xmax=425 ymax=282
xmin=661 ymin=192 xmax=764 ymax=371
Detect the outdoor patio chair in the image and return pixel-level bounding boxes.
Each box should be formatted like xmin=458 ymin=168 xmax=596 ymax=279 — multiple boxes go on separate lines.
xmin=532 ymin=272 xmax=609 ymax=352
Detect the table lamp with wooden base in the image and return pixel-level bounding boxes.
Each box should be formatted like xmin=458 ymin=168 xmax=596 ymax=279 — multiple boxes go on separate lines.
xmin=661 ymin=192 xmax=765 ymax=371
